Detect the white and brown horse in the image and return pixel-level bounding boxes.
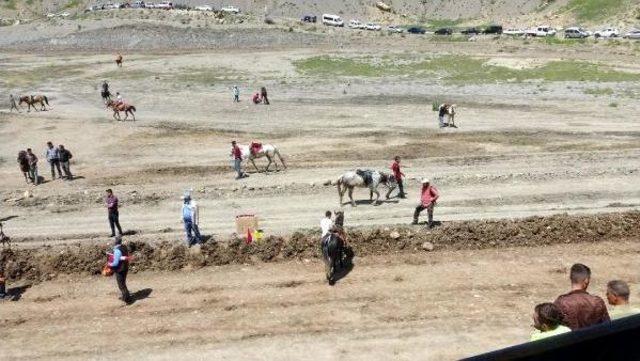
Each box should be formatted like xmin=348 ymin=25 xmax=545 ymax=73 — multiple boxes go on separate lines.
xmin=19 ymin=95 xmax=50 ymax=112
xmin=106 ymin=100 xmax=136 ymax=121
xmin=337 ymin=169 xmax=397 ymax=206
xmin=239 ymin=143 xmax=286 ymax=173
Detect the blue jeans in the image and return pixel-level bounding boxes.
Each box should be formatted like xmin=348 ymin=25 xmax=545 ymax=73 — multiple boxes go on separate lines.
xmin=184 ymin=218 xmax=201 ymax=245
xmin=234 ymin=159 xmax=243 ymax=179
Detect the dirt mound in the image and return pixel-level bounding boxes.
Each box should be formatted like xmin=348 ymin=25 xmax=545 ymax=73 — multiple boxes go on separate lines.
xmin=1 ymin=211 xmax=639 ymax=283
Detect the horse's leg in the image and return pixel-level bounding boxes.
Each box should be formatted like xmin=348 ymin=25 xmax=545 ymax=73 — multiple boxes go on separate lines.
xmin=264 ymin=155 xmax=272 ymax=173
xmin=131 ymin=110 xmax=135 ymax=121
xmin=369 ymin=189 xmax=373 ymax=201
xmin=250 ymin=158 xmax=260 ymax=173
xmin=373 ymin=189 xmax=380 ymax=205
xmin=348 ymin=187 xmax=356 ymax=207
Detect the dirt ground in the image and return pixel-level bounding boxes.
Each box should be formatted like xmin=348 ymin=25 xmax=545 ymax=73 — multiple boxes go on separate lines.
xmin=1 ymin=23 xmax=640 ymax=359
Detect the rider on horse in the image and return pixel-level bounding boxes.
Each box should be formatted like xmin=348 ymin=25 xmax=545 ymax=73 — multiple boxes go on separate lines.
xmin=101 ymin=81 xmax=111 ymax=102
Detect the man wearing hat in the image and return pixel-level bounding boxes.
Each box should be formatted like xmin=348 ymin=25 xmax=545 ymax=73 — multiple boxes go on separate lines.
xmin=109 ymin=236 xmax=131 ymax=304
xmin=413 ymin=178 xmax=439 ymax=227
xmin=181 ymin=191 xmax=202 ymax=246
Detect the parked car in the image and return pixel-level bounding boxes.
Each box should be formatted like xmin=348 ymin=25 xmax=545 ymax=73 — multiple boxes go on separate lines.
xmin=434 ymin=28 xmax=453 ymax=35
xmin=406 ymin=26 xmax=425 ymax=34
xmin=85 ymin=5 xmax=100 ymax=11
xmin=594 ymin=27 xmax=620 ymax=38
xmin=526 ymin=25 xmax=556 ymax=37
xmin=564 ymin=27 xmax=590 ymax=38
xmin=461 ymin=27 xmax=479 ymax=35
xmin=387 ymin=25 xmax=404 ymax=33
xmin=155 ymin=1 xmax=173 ymax=9
xmin=220 ymin=5 xmax=240 ymax=13
xmin=483 ymin=25 xmax=503 ymax=34
xmin=131 ymin=1 xmax=145 ymax=8
xmin=195 ymin=5 xmax=213 ymax=11
xmin=144 ymin=2 xmax=155 ymax=8
xmin=623 ymin=29 xmax=640 ymax=39
xmin=301 ymin=15 xmax=316 ymax=23
xmin=348 ymin=19 xmax=364 ymax=29
xmin=365 ymin=23 xmax=381 ymax=31
xmin=322 ymin=14 xmax=344 ymax=27
xmin=503 ymin=28 xmax=525 ymax=36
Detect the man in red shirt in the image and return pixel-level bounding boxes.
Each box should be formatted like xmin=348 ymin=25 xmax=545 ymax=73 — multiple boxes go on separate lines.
xmin=390 ymin=156 xmax=406 ymax=199
xmin=554 ymin=263 xmax=610 ymax=330
xmin=413 ymin=178 xmax=438 ymax=227
xmin=231 ymin=141 xmax=245 ymax=179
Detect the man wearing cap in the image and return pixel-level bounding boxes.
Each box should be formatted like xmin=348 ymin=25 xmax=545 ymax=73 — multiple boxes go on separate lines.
xmin=230 ymin=141 xmax=246 ymax=180
xmin=109 ymin=236 xmax=131 ymax=304
xmin=181 ymin=192 xmax=202 ymax=246
xmin=413 ymin=178 xmax=439 ymax=227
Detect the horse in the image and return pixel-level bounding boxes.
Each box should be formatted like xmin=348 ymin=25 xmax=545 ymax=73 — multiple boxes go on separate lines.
xmin=337 ymin=169 xmax=397 ymax=206
xmin=115 ymin=53 xmax=123 ymax=67
xmin=239 ymin=143 xmax=286 ymax=173
xmin=322 ymin=211 xmax=345 ymax=285
xmin=106 ymin=100 xmax=136 ymax=121
xmin=101 ymin=89 xmax=111 ymax=104
xmin=439 ymin=103 xmax=457 ymax=128
xmin=19 ymin=95 xmax=50 ymax=112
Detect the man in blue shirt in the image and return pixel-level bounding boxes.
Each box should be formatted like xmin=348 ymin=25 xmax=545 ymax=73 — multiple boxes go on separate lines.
xmin=109 ymin=236 xmax=131 ymax=304
xmin=182 ymin=193 xmax=202 ymax=246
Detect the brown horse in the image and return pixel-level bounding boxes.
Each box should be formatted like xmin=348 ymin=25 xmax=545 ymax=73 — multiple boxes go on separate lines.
xmin=115 ymin=53 xmax=123 ymax=67
xmin=19 ymin=95 xmax=50 ymax=112
xmin=106 ymin=100 xmax=136 ymax=121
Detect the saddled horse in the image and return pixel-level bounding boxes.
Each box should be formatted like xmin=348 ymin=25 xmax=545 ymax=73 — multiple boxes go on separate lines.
xmin=239 ymin=143 xmax=286 ymax=173
xmin=106 ymin=100 xmax=136 ymax=121
xmin=322 ymin=211 xmax=345 ymax=285
xmin=439 ymin=103 xmax=457 ymax=128
xmin=19 ymin=95 xmax=50 ymax=112
xmin=337 ymin=169 xmax=397 ymax=206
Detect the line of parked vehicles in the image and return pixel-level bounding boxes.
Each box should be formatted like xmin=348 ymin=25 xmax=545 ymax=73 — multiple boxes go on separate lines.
xmin=313 ymin=14 xmax=640 ymax=40
xmin=86 ymin=2 xmax=240 ymax=13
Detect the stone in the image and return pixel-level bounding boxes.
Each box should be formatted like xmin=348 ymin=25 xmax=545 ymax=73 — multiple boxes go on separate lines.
xmin=389 ymin=231 xmax=400 ymax=239
xmin=421 ymin=241 xmax=434 ymax=251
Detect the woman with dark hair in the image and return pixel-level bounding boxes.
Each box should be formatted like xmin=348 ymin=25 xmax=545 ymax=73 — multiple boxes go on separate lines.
xmin=531 ymin=302 xmax=571 ymax=341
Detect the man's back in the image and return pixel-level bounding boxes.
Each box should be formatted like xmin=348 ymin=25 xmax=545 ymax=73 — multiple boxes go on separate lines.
xmin=554 ymin=290 xmax=610 ymax=330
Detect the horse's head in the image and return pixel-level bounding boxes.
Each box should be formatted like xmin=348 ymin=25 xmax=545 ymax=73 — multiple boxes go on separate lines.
xmin=381 ymin=172 xmax=397 ymax=188
xmin=334 ymin=210 xmax=345 ymax=227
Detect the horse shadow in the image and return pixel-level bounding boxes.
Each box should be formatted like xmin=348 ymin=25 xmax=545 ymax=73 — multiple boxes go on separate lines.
xmin=67 ymin=176 xmax=85 ymax=181
xmin=347 ymin=199 xmax=400 ymax=206
xmin=122 ymin=230 xmax=138 ymax=236
xmin=128 ymin=288 xmax=152 ymax=305
xmin=4 ymin=284 xmax=32 ymax=302
xmin=331 ymin=247 xmax=355 ymax=286
xmin=415 ymin=220 xmax=443 ymax=228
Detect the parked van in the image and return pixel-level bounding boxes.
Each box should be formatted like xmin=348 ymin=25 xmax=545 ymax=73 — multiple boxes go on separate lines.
xmin=322 ymin=14 xmax=343 ymax=27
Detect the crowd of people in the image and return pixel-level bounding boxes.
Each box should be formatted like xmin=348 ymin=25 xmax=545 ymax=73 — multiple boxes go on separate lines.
xmin=530 ymin=263 xmax=640 ymax=341
xmin=16 ymin=141 xmax=73 ymax=185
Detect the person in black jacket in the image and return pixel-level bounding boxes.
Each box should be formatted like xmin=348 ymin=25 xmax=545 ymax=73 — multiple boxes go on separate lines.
xmin=58 ymin=144 xmax=73 ymax=180
xmin=260 ymin=86 xmax=269 ymax=105
xmin=109 ymin=236 xmax=131 ymax=304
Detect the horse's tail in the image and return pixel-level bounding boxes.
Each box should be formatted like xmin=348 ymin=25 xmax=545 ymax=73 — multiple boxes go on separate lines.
xmin=130 ymin=106 xmax=136 ymax=112
xmin=274 ymin=148 xmax=286 ymax=169
xmin=336 ymin=176 xmax=343 ymax=197
xmin=43 ymin=96 xmax=49 ymax=106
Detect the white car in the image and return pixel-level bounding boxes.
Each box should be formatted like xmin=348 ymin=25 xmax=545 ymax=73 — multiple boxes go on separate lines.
xmin=623 ymin=30 xmax=640 ymax=39
xmin=155 ymin=1 xmax=173 ymax=9
xmin=387 ymin=25 xmax=404 ymax=33
xmin=321 ymin=14 xmax=343 ymax=27
xmin=503 ymin=28 xmax=525 ymax=36
xmin=220 ymin=5 xmax=240 ymax=13
xmin=564 ymin=27 xmax=590 ymax=38
xmin=144 ymin=2 xmax=155 ymax=8
xmin=58 ymin=11 xmax=70 ymax=17
xmin=365 ymin=23 xmax=381 ymax=31
xmin=348 ymin=19 xmax=364 ymax=29
xmin=526 ymin=25 xmax=556 ymax=37
xmin=195 ymin=5 xmax=213 ymax=11
xmin=594 ymin=27 xmax=619 ymax=38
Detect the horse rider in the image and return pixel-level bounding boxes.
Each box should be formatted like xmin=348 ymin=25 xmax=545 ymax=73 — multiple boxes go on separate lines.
xmin=9 ymin=94 xmax=20 ymax=112
xmin=101 ymin=81 xmax=111 ymax=101
xmin=413 ymin=178 xmax=439 ymax=228
xmin=320 ymin=210 xmax=335 ymax=258
xmin=115 ymin=92 xmax=124 ymax=107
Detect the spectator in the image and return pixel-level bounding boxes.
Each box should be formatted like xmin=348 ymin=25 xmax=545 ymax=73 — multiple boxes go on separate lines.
xmin=105 ymin=189 xmax=123 ymax=237
xmin=45 ymin=141 xmax=63 ymax=180
xmin=9 ymin=94 xmax=20 ymax=113
xmin=233 ymin=85 xmax=240 ymax=103
xmin=26 ymin=148 xmax=39 ymax=185
xmin=17 ymin=150 xmax=30 ymax=184
xmin=0 ymin=271 xmax=6 ymax=299
xmin=181 ymin=192 xmax=202 ymax=246
xmin=390 ymin=156 xmax=406 ymax=199
xmin=260 ymin=86 xmax=269 ymax=105
xmin=230 ymin=140 xmax=245 ymax=179
xmin=606 ymin=280 xmax=640 ymax=320
xmin=58 ymin=144 xmax=73 ymax=180
xmin=412 ymin=178 xmax=439 ymax=228
xmin=554 ymin=263 xmax=610 ymax=330
xmin=108 ymin=236 xmax=131 ymax=304
xmin=531 ymin=303 xmax=571 ymax=341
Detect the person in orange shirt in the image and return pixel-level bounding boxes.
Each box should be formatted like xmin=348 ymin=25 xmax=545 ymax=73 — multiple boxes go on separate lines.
xmin=412 ymin=178 xmax=439 ymax=228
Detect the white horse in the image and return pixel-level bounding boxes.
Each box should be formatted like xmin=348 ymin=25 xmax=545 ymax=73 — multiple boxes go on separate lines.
xmin=239 ymin=143 xmax=287 ymax=173
xmin=336 ymin=169 xmax=397 ymax=206
xmin=439 ymin=103 xmax=457 ymax=128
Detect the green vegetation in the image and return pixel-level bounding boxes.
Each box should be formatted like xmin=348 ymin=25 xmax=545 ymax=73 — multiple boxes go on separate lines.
xmin=544 ymin=37 xmax=588 ymax=46
xmin=584 ymin=87 xmax=615 ymax=96
xmin=0 ymin=64 xmax=84 ymax=88
xmin=64 ymin=0 xmax=81 ymax=9
xmin=425 ymin=18 xmax=463 ymax=29
xmin=565 ymin=0 xmax=627 ymax=21
xmin=99 ymin=69 xmax=158 ymax=80
xmin=172 ymin=67 xmax=244 ymax=85
xmin=2 ymin=0 xmax=17 ymax=10
xmin=294 ymin=55 xmax=640 ymax=83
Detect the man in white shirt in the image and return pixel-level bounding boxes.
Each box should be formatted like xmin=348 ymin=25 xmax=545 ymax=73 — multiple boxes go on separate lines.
xmin=320 ymin=211 xmax=334 ymax=238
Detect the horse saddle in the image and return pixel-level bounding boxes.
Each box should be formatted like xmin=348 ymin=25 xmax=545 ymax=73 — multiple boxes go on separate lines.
xmin=356 ymin=169 xmax=374 ymax=186
xmin=250 ymin=142 xmax=263 ymax=155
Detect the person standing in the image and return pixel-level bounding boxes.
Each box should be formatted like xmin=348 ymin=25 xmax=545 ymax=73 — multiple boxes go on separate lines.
xmin=17 ymin=151 xmax=30 ymax=184
xmin=390 ymin=156 xmax=406 ymax=199
xmin=26 ymin=148 xmax=39 ymax=185
xmin=412 ymin=178 xmax=439 ymax=227
xmin=233 ymin=85 xmax=240 ymax=103
xmin=181 ymin=192 xmax=202 ymax=246
xmin=260 ymin=86 xmax=269 ymax=105
xmin=554 ymin=263 xmax=610 ymax=330
xmin=9 ymin=94 xmax=20 ymax=113
xmin=45 ymin=141 xmax=63 ymax=180
xmin=58 ymin=144 xmax=73 ymax=180
xmin=0 ymin=271 xmax=6 ymax=299
xmin=606 ymin=280 xmax=640 ymax=320
xmin=109 ymin=236 xmax=131 ymax=304
xmin=231 ymin=141 xmax=246 ymax=180
xmin=105 ymin=189 xmax=123 ymax=237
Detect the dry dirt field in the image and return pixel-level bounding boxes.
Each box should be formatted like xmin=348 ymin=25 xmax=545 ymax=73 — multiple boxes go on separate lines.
xmin=1 ymin=23 xmax=640 ymax=360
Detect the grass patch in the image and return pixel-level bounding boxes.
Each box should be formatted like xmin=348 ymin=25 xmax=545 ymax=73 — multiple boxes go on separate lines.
xmin=565 ymin=0 xmax=627 ymax=21
xmin=172 ymin=67 xmax=244 ymax=85
xmin=0 ymin=64 xmax=85 ymax=87
xmin=544 ymin=37 xmax=588 ymax=46
xmin=584 ymin=87 xmax=615 ymax=96
xmin=294 ymin=55 xmax=640 ymax=83
xmin=64 ymin=0 xmax=81 ymax=9
xmin=99 ymin=69 xmax=159 ymax=81
xmin=425 ymin=18 xmax=463 ymax=29
xmin=2 ymin=0 xmax=17 ymax=10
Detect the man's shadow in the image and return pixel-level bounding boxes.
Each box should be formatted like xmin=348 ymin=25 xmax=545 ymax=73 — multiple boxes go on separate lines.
xmin=128 ymin=288 xmax=152 ymax=305
xmin=5 ymin=284 xmax=31 ymax=301
xmin=331 ymin=247 xmax=355 ymax=285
